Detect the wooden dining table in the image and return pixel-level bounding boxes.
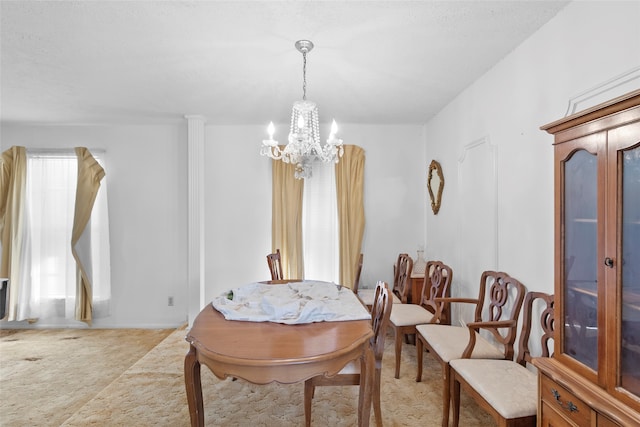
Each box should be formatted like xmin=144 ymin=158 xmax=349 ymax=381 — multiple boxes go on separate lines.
xmin=184 ymin=284 xmax=375 ymax=426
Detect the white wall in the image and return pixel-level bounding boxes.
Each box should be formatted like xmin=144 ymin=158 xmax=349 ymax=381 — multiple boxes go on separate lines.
xmin=204 ymin=125 xmax=272 ymax=303
xmin=345 ymin=124 xmax=426 ymax=289
xmin=0 ymin=124 xmax=189 ymax=328
xmin=424 ymin=0 xmax=640 ymax=324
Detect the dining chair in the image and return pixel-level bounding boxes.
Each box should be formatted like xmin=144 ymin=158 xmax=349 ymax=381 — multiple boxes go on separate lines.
xmin=352 ymin=253 xmax=364 ymax=294
xmin=450 ymin=291 xmax=554 ymax=427
xmin=415 ymin=270 xmax=527 ymax=427
xmin=266 ymin=249 xmax=283 ymax=280
xmin=389 ymin=253 xmax=414 ymax=342
xmin=304 ymin=280 xmax=392 ymax=427
xmin=0 ymin=278 xmax=8 ymax=320
xmin=389 ymin=260 xmax=452 ymax=379
xmin=356 ymin=253 xmax=405 ymax=310
xmin=391 ymin=253 xmax=412 ymax=303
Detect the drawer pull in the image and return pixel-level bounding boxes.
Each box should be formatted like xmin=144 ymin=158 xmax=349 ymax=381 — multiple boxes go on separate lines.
xmin=551 ymin=388 xmax=579 ymax=413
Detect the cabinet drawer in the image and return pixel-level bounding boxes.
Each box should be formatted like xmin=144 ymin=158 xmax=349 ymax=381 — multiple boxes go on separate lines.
xmin=540 ymin=374 xmax=591 ymax=426
xmin=540 ymin=401 xmax=580 ymax=427
xmin=597 ymin=413 xmax=622 ymax=427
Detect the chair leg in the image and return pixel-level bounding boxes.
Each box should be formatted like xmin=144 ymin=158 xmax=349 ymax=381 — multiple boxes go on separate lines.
xmin=442 ymin=364 xmax=451 ymax=427
xmin=394 ymin=328 xmax=403 ymax=379
xmin=373 ymin=367 xmax=383 ymax=427
xmin=304 ymin=379 xmax=314 ymax=427
xmin=416 ymin=336 xmax=423 ymax=382
xmin=451 ymin=374 xmax=461 ymax=427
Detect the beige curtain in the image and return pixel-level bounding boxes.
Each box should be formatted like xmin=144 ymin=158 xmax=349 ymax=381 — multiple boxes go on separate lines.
xmin=72 ymin=147 xmax=105 ymax=325
xmin=271 ymin=159 xmax=304 ymax=280
xmin=0 ymin=146 xmax=27 ymax=320
xmin=336 ymin=145 xmax=365 ymax=289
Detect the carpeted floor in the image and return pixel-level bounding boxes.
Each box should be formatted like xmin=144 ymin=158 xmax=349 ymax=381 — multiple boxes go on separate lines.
xmin=1 ymin=326 xmax=496 ymax=426
xmin=0 ymin=328 xmax=174 ymax=426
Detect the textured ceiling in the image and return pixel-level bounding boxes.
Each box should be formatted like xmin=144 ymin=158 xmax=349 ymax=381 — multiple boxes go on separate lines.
xmin=0 ymin=1 xmax=569 ymax=125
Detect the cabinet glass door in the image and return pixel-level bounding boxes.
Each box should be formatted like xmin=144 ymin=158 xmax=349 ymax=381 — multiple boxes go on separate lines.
xmin=621 ymin=143 xmax=640 ymax=397
xmin=564 ymin=149 xmax=598 ymax=370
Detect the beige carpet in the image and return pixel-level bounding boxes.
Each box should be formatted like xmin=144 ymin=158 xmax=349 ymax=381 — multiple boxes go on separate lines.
xmin=1 ymin=327 xmax=496 ymax=426
xmin=0 ymin=328 xmax=174 ymax=427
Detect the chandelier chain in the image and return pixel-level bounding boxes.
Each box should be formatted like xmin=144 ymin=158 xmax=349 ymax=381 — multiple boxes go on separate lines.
xmin=302 ymin=51 xmax=307 ymax=101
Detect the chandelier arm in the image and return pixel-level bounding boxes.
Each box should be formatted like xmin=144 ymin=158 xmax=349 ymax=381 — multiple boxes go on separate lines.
xmin=260 ymin=145 xmax=284 ymax=160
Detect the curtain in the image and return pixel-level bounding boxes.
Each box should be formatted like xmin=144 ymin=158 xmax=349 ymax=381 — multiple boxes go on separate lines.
xmin=271 ymin=159 xmax=304 ymax=280
xmin=336 ymin=145 xmax=366 ymax=289
xmin=0 ymin=146 xmax=28 ymax=321
xmin=72 ymin=147 xmax=106 ymax=325
xmin=0 ymin=146 xmax=110 ymax=324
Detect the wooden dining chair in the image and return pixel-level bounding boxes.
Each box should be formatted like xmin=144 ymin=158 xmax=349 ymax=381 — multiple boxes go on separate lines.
xmin=356 ymin=253 xmax=405 ymax=310
xmin=415 ymin=270 xmax=527 ymax=427
xmin=391 ymin=253 xmax=412 ymax=303
xmin=304 ymin=280 xmax=392 ymax=427
xmin=266 ymin=249 xmax=283 ymax=280
xmin=352 ymin=253 xmax=364 ymax=294
xmin=450 ymin=291 xmax=554 ymax=427
xmin=388 ymin=260 xmax=452 ymax=379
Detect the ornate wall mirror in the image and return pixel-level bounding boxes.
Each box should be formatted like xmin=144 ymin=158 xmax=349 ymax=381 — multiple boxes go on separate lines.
xmin=427 ymin=160 xmax=444 ymax=214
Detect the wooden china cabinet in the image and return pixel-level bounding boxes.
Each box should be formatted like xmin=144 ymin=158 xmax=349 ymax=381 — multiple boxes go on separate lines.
xmin=533 ymin=89 xmax=640 ymax=426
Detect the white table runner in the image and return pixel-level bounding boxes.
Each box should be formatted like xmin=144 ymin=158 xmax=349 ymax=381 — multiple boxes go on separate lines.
xmin=211 ymin=280 xmax=371 ymax=324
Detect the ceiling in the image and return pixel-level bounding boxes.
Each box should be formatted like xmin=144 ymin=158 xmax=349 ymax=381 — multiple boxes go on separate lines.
xmin=0 ymin=1 xmax=570 ymax=126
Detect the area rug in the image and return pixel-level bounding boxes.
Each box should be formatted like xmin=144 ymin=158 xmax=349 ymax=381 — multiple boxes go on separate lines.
xmin=0 ymin=328 xmax=174 ymax=427
xmin=60 ymin=328 xmax=496 ymax=426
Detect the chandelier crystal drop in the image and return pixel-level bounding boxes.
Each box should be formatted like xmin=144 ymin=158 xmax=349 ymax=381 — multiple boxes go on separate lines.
xmin=260 ymin=40 xmax=344 ymax=179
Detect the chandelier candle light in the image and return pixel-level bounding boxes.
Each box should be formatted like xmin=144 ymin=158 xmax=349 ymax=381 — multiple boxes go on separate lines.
xmin=261 ymin=40 xmax=344 ymax=179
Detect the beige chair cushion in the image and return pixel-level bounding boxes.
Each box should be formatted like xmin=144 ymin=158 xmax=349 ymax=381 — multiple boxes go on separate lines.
xmin=337 ymin=360 xmax=360 ymax=375
xmin=450 ymin=358 xmax=537 ymax=419
xmin=358 ymin=288 xmax=401 ymax=306
xmin=389 ymin=304 xmax=434 ymax=327
xmin=415 ymin=324 xmax=505 ymax=362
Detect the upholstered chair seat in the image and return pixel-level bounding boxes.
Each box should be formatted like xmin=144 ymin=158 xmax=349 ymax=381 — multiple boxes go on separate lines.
xmin=415 ymin=324 xmax=505 ymax=363
xmin=333 ymin=359 xmax=360 ymax=375
xmin=390 ymin=304 xmax=435 ymax=326
xmin=449 ymin=358 xmax=537 ymax=419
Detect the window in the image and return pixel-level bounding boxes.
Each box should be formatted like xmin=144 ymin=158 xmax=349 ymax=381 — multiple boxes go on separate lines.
xmin=302 ymin=160 xmax=339 ymax=282
xmin=20 ymin=150 xmax=111 ymax=323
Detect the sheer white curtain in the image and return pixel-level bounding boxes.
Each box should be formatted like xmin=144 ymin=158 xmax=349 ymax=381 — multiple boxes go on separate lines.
xmin=21 ymin=150 xmax=110 ymax=323
xmin=302 ymin=160 xmax=339 ymax=283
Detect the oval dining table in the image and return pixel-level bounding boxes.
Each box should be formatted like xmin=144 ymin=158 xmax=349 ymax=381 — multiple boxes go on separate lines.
xmin=184 ymin=288 xmax=375 ymax=426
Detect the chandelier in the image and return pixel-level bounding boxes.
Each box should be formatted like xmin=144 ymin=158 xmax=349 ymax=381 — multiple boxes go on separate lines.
xmin=260 ymin=40 xmax=344 ymax=179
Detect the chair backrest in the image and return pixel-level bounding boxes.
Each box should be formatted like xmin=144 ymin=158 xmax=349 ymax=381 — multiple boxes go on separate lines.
xmin=394 ymin=254 xmax=413 ymax=303
xmin=473 ymin=270 xmax=527 ymax=360
xmin=352 ymin=253 xmax=364 ymax=294
xmin=0 ymin=278 xmax=8 ymax=321
xmin=516 ymin=291 xmax=555 ymax=366
xmin=370 ymin=281 xmax=393 ymax=363
xmin=266 ymin=249 xmax=283 ymax=280
xmin=420 ymin=261 xmax=453 ymax=323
